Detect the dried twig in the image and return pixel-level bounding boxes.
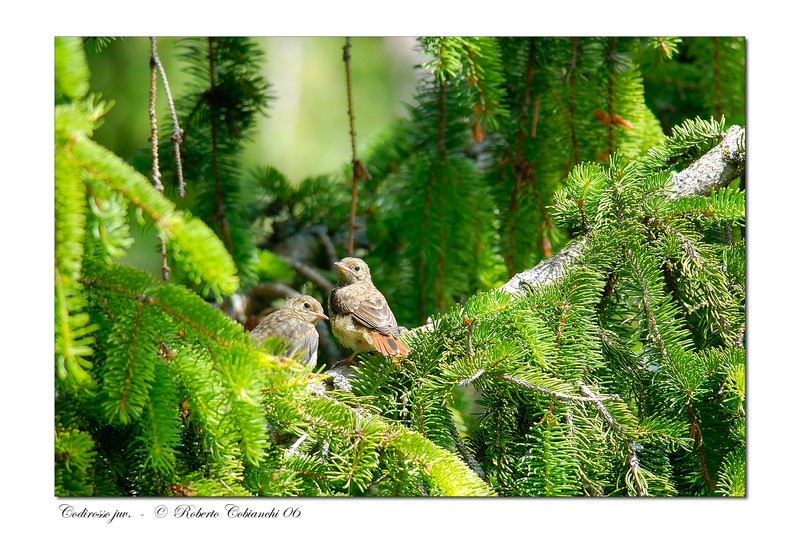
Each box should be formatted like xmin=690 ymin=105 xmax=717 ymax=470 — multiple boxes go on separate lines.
xmin=286 ymin=433 xmax=308 ymax=456
xmin=148 ymin=37 xmax=189 ymax=281
xmin=149 ymin=37 xmax=169 ymax=280
xmin=158 ymin=232 xmax=170 ymax=281
xmin=343 ymin=38 xmax=369 ymax=256
xmin=148 ymin=42 xmax=164 ymax=193
xmin=497 ymin=374 xmax=620 ymax=404
xmin=150 ymin=37 xmax=185 ymax=198
xmin=449 ymin=425 xmax=488 ymax=482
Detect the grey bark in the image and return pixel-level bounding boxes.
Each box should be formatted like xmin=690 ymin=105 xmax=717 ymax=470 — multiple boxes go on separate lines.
xmin=499 ymin=125 xmax=745 ymax=295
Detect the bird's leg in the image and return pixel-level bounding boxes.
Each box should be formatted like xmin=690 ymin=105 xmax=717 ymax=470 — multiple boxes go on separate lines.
xmin=346 ymin=340 xmax=368 ymax=363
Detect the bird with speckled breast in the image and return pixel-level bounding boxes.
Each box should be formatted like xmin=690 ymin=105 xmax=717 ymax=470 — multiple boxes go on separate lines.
xmin=250 ymin=295 xmax=328 ymax=368
xmin=328 ymin=257 xmax=409 ymax=362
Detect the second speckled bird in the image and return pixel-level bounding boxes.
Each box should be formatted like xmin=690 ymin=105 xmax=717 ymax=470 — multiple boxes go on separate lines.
xmin=250 ymin=295 xmax=328 ymax=368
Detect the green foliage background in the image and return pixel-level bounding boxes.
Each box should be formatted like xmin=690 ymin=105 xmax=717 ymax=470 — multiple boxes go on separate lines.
xmin=55 ymin=36 xmax=745 ymax=497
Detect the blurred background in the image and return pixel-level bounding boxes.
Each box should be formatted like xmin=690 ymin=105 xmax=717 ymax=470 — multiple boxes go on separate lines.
xmin=88 ymin=37 xmax=422 ymax=183
xmin=86 ymin=37 xmax=424 ymax=277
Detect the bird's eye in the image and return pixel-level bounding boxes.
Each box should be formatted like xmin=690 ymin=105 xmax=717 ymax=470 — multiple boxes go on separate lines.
xmin=354 ymin=266 xmax=361 ymax=271
xmin=303 ymin=302 xmax=311 ymax=309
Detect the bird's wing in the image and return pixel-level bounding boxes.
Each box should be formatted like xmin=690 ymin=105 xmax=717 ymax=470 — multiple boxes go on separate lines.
xmin=331 ymin=286 xmax=398 ymax=335
xmin=252 ymin=314 xmax=318 ymax=363
xmin=284 ymin=323 xmax=319 ymax=364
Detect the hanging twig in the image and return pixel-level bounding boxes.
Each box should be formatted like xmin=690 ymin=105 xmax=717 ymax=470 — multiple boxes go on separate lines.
xmin=148 ymin=37 xmax=189 ymax=281
xmin=149 ymin=37 xmax=169 ymax=280
xmin=157 ymin=234 xmax=170 ymax=281
xmin=150 ymin=37 xmax=186 ymax=198
xmin=343 ymin=37 xmax=367 ymax=256
xmin=149 ymin=44 xmax=164 ymax=193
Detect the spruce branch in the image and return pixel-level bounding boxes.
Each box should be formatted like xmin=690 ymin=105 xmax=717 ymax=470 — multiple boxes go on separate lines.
xmin=69 ymin=135 xmax=239 ymax=294
xmin=291 ymin=394 xmax=494 ymax=495
xmin=687 ymin=401 xmax=715 ymax=493
xmin=500 ymin=125 xmax=745 ymax=295
xmin=81 ymin=268 xmax=239 ymax=349
xmin=626 ymin=247 xmax=670 ymax=363
xmin=577 ymin=384 xmax=646 ymax=496
xmin=498 ymin=373 xmax=646 ymax=495
xmin=506 ymin=38 xmax=538 ymax=276
xmin=507 ymin=375 xmax=645 ymax=495
xmin=206 ymin=37 xmax=234 ymax=255
xmin=496 ymin=373 xmax=620 ymax=404
xmin=664 ymin=125 xmax=745 ymax=199
xmin=445 ymin=319 xmax=487 ymax=482
xmin=332 ymin=124 xmax=745 ymax=406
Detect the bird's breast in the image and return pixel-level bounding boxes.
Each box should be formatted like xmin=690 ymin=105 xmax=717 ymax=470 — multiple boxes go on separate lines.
xmin=330 ymin=313 xmax=371 ymax=351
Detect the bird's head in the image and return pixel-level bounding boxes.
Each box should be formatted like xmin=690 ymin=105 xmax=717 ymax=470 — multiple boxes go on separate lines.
xmin=287 ymin=295 xmax=328 ymax=323
xmin=334 ymin=257 xmax=371 ymax=285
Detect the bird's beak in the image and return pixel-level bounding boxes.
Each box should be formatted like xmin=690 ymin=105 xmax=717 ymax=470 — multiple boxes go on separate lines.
xmin=313 ymin=311 xmax=329 ymax=321
xmin=334 ymin=261 xmax=353 ymax=274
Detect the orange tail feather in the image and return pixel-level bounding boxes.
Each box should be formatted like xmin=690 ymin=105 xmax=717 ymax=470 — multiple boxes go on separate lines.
xmin=371 ymin=332 xmax=409 ymax=357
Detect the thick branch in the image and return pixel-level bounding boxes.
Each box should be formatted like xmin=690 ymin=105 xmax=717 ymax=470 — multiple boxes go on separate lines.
xmin=665 ymin=125 xmax=745 ymax=199
xmin=285 ymin=258 xmax=335 ymax=294
xmin=250 ymin=281 xmax=301 ymax=300
xmin=500 ymin=125 xmax=745 ymax=295
xmin=500 ymin=237 xmax=586 ymax=295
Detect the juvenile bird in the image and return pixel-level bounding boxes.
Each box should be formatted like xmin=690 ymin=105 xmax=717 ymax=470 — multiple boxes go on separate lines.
xmin=328 ymin=257 xmax=409 ymax=361
xmin=250 ymin=295 xmax=328 ymax=368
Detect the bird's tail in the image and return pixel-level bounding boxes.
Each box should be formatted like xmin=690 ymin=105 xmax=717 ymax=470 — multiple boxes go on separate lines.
xmin=371 ymin=331 xmax=410 ymax=357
